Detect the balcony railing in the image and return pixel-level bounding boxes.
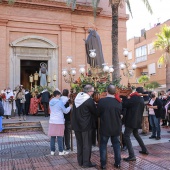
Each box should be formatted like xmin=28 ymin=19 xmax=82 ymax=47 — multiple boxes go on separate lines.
xmin=135 ymin=55 xmax=147 ymax=63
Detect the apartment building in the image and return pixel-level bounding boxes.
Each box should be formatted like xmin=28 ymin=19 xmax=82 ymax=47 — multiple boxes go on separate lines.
xmin=125 ymin=19 xmax=170 ymax=91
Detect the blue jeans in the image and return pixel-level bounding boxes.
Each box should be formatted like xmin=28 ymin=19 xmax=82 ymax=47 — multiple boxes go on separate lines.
xmin=100 ymin=135 xmax=121 ymax=166
xmin=50 ymin=136 xmax=63 ymax=152
xmin=149 ymin=115 xmax=161 ymax=137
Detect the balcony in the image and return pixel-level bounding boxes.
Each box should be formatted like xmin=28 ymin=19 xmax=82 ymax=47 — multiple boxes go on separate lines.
xmin=135 ymin=55 xmax=147 ymax=63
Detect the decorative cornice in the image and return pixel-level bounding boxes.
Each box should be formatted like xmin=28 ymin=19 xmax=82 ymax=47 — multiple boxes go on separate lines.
xmin=0 ymin=19 xmax=8 ymax=26
xmin=1 ymin=0 xmax=103 ymax=16
xmin=59 ymin=24 xmax=77 ymax=32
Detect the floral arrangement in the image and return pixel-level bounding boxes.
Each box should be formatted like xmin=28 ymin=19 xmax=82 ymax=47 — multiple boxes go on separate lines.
xmin=31 ymin=86 xmax=55 ymax=95
xmin=0 ymin=93 xmax=6 ymax=100
xmin=8 ymin=96 xmax=14 ymax=103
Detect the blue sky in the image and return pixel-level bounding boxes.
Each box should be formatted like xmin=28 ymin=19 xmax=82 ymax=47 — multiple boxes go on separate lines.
xmin=126 ymin=0 xmax=170 ymax=40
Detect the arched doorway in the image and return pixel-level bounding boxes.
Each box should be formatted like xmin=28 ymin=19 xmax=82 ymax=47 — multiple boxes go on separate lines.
xmin=10 ymin=35 xmax=58 ymax=89
xmin=21 ymin=60 xmax=48 ymax=89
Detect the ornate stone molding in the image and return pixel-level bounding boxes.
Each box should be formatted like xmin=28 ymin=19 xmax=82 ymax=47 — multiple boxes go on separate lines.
xmin=0 ymin=18 xmax=8 ymax=26
xmin=59 ymin=24 xmax=77 ymax=32
xmin=10 ymin=35 xmax=58 ymax=48
xmin=1 ymin=0 xmax=102 ymax=15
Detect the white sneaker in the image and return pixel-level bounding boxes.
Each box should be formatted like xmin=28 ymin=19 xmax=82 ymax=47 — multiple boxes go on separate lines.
xmin=59 ymin=151 xmax=69 ymax=156
xmin=51 ymin=151 xmax=55 ymax=156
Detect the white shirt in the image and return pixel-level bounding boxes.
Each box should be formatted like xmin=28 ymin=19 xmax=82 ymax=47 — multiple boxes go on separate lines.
xmin=149 ymin=99 xmax=155 ymax=115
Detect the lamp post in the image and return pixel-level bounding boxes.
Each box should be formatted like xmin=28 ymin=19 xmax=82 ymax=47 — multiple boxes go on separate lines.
xmin=120 ymin=49 xmax=137 ymax=87
xmin=29 ymin=74 xmax=34 ymax=91
xmin=62 ymin=56 xmax=85 ymax=151
xmin=47 ymin=76 xmax=51 ymax=86
xmin=34 ymin=71 xmax=39 ymax=89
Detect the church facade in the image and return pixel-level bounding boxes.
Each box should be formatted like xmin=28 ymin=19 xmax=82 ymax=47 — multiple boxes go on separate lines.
xmin=0 ymin=0 xmax=128 ymax=90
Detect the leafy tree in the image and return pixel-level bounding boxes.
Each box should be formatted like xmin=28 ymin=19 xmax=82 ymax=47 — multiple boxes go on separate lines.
xmin=154 ymin=25 xmax=170 ymax=89
xmin=145 ymin=81 xmax=160 ymax=90
xmin=66 ymin=0 xmax=152 ymax=81
xmin=137 ymin=75 xmax=150 ymax=86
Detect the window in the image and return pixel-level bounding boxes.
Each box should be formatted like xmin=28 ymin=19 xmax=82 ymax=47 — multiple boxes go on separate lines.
xmin=135 ymin=45 xmax=147 ymax=63
xmin=148 ymin=43 xmax=155 ymax=55
xmin=128 ymin=51 xmax=132 ymax=60
xmin=148 ymin=63 xmax=156 ymax=75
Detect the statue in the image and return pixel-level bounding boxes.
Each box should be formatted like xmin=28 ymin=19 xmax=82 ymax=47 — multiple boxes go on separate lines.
xmin=85 ymin=29 xmax=105 ymax=68
xmin=39 ymin=62 xmax=48 ymax=87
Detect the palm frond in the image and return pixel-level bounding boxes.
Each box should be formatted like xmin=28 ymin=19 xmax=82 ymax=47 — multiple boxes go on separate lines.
xmin=126 ymin=0 xmax=133 ymax=18
xmin=66 ymin=0 xmax=77 ymax=10
xmin=141 ymin=0 xmax=153 ymax=14
xmin=92 ymin=0 xmax=100 ymax=17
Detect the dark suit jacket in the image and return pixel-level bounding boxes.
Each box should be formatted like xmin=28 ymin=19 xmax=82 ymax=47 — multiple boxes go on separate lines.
xmin=72 ymin=98 xmax=97 ymax=132
xmin=0 ymin=101 xmax=4 ymax=116
xmin=123 ymin=95 xmax=144 ymax=129
xmin=97 ymin=97 xmax=122 ymax=137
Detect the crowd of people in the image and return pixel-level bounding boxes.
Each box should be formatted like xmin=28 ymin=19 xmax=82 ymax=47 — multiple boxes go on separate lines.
xmin=0 ymin=85 xmax=32 ymax=121
xmin=47 ymin=85 xmax=170 ymax=169
xmin=0 ymin=84 xmax=170 ymax=169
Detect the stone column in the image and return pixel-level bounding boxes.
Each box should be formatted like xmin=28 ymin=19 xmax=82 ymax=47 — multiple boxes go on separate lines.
xmin=0 ymin=19 xmax=8 ymax=89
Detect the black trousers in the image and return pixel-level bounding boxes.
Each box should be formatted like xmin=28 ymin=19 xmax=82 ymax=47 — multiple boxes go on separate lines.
xmin=124 ymin=127 xmax=147 ymax=158
xmin=25 ymin=103 xmax=30 ymax=115
xmin=16 ymin=99 xmax=25 ymax=116
xmin=74 ymin=130 xmax=92 ymax=167
xmin=64 ymin=121 xmax=71 ymax=149
xmin=42 ymin=102 xmax=49 ymax=116
xmin=92 ymin=121 xmax=98 ymax=145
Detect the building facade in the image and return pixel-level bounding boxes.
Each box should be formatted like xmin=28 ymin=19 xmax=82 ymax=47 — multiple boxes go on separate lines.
xmin=0 ymin=0 xmax=128 ymax=91
xmin=126 ymin=20 xmax=170 ymax=91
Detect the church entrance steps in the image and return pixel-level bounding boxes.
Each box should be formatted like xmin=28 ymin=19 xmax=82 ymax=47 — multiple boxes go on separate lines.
xmin=2 ymin=121 xmax=42 ymax=133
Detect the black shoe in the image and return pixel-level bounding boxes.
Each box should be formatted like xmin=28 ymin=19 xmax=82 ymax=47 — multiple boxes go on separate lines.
xmin=123 ymin=157 xmax=136 ymax=162
xmin=114 ymin=164 xmax=121 ymax=168
xmin=156 ymin=137 xmax=161 ymax=140
xmin=167 ymin=131 xmax=170 ymax=133
xmin=122 ymin=146 xmax=127 ymax=151
xmin=101 ymin=165 xmax=106 ymax=169
xmin=82 ymin=162 xmax=96 ymax=168
xmin=139 ymin=150 xmax=149 ymax=155
xmin=149 ymin=136 xmax=156 ymax=139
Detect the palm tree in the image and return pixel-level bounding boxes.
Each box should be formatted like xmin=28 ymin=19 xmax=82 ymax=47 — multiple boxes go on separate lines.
xmin=66 ymin=0 xmax=152 ymax=81
xmin=154 ymin=25 xmax=170 ymax=90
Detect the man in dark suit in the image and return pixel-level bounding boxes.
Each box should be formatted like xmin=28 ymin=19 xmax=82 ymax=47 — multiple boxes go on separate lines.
xmin=97 ymin=84 xmax=122 ymax=169
xmin=123 ymin=87 xmax=149 ymax=162
xmin=72 ymin=84 xmax=97 ymax=168
xmin=38 ymin=89 xmax=51 ymax=117
xmin=25 ymin=89 xmax=32 ymax=115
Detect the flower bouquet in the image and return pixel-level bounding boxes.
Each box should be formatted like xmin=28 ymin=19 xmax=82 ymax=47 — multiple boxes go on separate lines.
xmin=8 ymin=96 xmax=14 ymax=103
xmin=0 ymin=93 xmax=6 ymax=100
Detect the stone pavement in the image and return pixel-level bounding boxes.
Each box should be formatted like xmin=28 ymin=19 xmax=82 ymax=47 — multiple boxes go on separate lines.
xmin=0 ymin=115 xmax=170 ymax=170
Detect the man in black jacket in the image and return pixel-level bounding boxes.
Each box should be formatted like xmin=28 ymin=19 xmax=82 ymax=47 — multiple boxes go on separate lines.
xmin=72 ymin=84 xmax=97 ymax=168
xmin=97 ymin=84 xmax=122 ymax=169
xmin=38 ymin=89 xmax=51 ymax=117
xmin=123 ymin=87 xmax=149 ymax=162
xmin=25 ymin=89 xmax=32 ymax=115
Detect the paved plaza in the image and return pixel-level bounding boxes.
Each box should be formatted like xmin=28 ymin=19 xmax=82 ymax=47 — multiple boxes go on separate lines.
xmin=0 ymin=116 xmax=170 ymax=170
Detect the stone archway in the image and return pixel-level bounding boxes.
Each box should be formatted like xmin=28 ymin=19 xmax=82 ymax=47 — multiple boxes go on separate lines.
xmin=10 ymin=35 xmax=58 ymax=89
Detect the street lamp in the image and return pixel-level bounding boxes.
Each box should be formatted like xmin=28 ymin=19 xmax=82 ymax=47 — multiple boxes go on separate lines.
xmin=120 ymin=49 xmax=137 ymax=85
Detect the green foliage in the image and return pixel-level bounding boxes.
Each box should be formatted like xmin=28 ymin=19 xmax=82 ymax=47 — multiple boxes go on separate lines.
xmin=31 ymin=86 xmax=55 ymax=94
xmin=138 ymin=75 xmax=150 ymax=84
xmin=154 ymin=25 xmax=170 ymax=65
xmin=145 ymin=81 xmax=160 ymax=90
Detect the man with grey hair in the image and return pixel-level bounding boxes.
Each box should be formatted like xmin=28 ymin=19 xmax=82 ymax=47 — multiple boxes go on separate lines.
xmin=97 ymin=84 xmax=122 ymax=169
xmin=72 ymin=84 xmax=97 ymax=168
